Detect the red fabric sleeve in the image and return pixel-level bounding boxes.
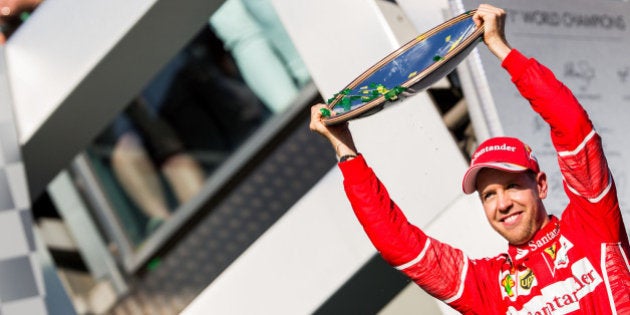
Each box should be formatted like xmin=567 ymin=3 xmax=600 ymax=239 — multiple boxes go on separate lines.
xmin=503 ymin=49 xmax=625 ymax=243
xmin=339 ymin=155 xmax=494 ymax=306
xmin=340 ymin=155 xmax=431 ymax=268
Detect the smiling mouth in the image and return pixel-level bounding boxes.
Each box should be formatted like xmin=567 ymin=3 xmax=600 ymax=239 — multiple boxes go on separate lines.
xmin=501 ymin=212 xmax=522 ymax=226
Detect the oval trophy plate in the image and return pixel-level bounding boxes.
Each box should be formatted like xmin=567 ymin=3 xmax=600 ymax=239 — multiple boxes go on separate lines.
xmin=323 ymin=10 xmax=483 ymax=125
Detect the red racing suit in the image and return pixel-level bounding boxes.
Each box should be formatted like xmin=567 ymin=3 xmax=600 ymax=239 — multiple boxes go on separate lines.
xmin=339 ymin=49 xmax=630 ymax=314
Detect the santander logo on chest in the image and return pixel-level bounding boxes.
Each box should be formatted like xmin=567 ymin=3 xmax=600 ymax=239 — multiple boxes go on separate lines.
xmin=505 ymin=236 xmax=604 ymax=314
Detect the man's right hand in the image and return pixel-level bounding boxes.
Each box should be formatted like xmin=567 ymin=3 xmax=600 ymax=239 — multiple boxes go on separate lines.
xmin=309 ymin=104 xmax=358 ymax=158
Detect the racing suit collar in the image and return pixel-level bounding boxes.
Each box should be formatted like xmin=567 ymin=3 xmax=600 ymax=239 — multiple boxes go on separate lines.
xmin=507 ymin=215 xmax=560 ymax=266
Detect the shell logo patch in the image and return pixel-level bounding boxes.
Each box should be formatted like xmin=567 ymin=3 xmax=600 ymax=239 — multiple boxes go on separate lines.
xmin=501 ymin=273 xmax=516 ymax=298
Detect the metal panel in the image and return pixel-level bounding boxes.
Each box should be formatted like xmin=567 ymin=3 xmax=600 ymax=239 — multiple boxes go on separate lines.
xmin=47 ymin=171 xmax=128 ymax=295
xmin=0 ymin=46 xmax=50 ymax=315
xmin=4 ymin=0 xmax=226 ymax=200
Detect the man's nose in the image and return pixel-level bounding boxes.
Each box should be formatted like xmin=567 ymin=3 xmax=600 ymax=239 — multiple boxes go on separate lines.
xmin=497 ymin=191 xmax=513 ymax=212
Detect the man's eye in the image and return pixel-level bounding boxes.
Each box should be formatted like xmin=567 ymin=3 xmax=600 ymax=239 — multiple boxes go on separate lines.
xmin=482 ymin=192 xmax=494 ymax=201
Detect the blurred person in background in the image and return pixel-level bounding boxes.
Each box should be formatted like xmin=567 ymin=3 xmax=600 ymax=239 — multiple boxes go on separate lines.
xmin=209 ymin=0 xmax=310 ymax=113
xmin=106 ymin=26 xmax=266 ymax=233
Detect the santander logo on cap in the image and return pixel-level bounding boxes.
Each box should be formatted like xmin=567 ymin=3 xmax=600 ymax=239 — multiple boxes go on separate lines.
xmin=471 ymin=143 xmax=518 ymax=163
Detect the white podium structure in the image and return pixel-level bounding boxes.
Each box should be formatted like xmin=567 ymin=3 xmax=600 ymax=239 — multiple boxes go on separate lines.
xmin=183 ymin=1 xmax=503 ymax=314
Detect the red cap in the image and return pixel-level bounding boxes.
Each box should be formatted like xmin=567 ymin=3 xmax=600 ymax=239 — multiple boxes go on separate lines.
xmin=462 ymin=137 xmax=540 ymax=194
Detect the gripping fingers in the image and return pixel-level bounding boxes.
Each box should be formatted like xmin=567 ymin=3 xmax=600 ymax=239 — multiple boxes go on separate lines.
xmin=319 ymin=107 xmax=331 ymax=118
xmin=310 ymin=104 xmax=328 ymax=132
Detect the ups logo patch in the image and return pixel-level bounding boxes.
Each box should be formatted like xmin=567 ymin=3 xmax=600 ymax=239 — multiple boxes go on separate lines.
xmin=519 ymin=269 xmax=536 ymax=290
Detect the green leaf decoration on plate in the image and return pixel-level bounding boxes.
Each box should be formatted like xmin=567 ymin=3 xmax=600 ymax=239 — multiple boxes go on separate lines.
xmin=329 ymin=84 xmax=407 ymax=111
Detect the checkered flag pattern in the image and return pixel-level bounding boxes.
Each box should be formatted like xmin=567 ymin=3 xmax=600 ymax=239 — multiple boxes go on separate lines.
xmin=0 ymin=49 xmax=48 ymax=315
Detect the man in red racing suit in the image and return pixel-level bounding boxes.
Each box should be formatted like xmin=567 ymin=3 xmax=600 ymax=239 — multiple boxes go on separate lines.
xmin=310 ymin=4 xmax=630 ymax=314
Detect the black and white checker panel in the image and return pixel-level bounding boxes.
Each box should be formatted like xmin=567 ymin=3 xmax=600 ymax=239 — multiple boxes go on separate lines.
xmin=0 ymin=49 xmax=47 ymax=314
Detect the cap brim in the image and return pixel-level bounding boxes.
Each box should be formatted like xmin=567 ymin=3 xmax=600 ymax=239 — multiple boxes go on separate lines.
xmin=462 ymin=162 xmax=529 ymax=194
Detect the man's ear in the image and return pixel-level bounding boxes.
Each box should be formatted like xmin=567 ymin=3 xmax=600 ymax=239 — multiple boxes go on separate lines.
xmin=536 ymin=172 xmax=548 ymax=199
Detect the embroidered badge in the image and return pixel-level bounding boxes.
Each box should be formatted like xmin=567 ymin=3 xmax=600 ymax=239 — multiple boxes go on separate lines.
xmin=544 ymin=243 xmax=557 ymax=260
xmin=542 ymin=236 xmax=574 ymax=275
xmin=519 ymin=268 xmax=536 ymax=291
xmin=501 ymin=274 xmax=516 ymax=298
xmin=554 ymin=236 xmax=573 ymax=269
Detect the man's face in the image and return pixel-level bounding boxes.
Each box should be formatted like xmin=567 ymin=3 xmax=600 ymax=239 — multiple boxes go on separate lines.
xmin=476 ymin=168 xmax=549 ymax=245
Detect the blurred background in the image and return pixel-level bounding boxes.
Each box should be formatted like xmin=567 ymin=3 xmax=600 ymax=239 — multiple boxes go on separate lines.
xmin=0 ymin=0 xmax=628 ymax=314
